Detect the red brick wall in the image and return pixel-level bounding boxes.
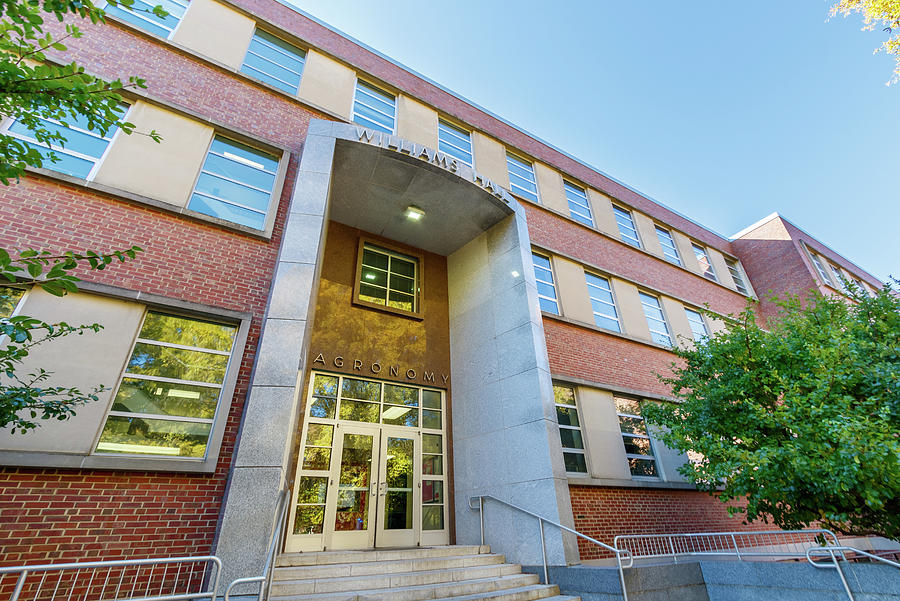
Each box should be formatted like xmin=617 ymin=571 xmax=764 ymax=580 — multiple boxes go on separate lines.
xmin=569 ymin=485 xmax=763 ymax=560
xmin=0 ymin=11 xmax=331 ymax=564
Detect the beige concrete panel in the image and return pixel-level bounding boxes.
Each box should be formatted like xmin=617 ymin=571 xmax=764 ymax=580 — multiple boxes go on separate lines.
xmin=610 ymin=278 xmax=650 ymax=340
xmin=471 ymin=132 xmax=510 ymax=189
xmin=634 ymin=213 xmax=663 ymax=257
xmin=553 ymin=257 xmax=593 ymax=324
xmin=533 ymin=163 xmax=567 ymax=213
xmin=0 ymin=290 xmax=144 ymax=453
xmin=708 ymin=248 xmax=732 ymax=289
xmin=673 ymin=231 xmax=701 ymax=273
xmin=578 ymin=387 xmax=631 ymax=480
xmin=661 ymin=297 xmax=694 ymax=350
xmin=94 ymin=102 xmax=213 ymax=207
xmin=707 ymin=311 xmax=729 ymax=335
xmin=647 ymin=420 xmax=690 ymax=483
xmin=297 ymin=50 xmax=356 ymax=120
xmin=396 ymin=95 xmax=438 ymax=148
xmin=171 ymin=0 xmax=255 ymax=69
xmin=587 ymin=188 xmax=617 ymax=237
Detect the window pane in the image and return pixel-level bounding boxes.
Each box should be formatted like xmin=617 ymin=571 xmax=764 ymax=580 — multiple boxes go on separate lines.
xmin=297 ymin=476 xmax=327 ymax=504
xmin=423 ymin=433 xmax=442 ymax=454
xmin=305 ymin=423 xmax=333 ymax=448
xmin=623 ymin=436 xmax=653 ymax=456
xmin=359 ymin=283 xmax=388 ymax=304
xmin=302 ymin=447 xmax=331 ymax=470
xmin=0 ymin=287 xmax=24 ymax=318
xmin=381 ymin=404 xmax=418 ymax=427
xmin=438 ymin=120 xmax=472 ymax=166
xmin=126 ymin=343 xmax=229 ymax=383
xmin=628 ymin=458 xmax=658 ymax=477
xmin=110 ymin=378 xmax=219 ymax=418
xmin=564 ymin=452 xmax=587 ymax=474
xmin=187 ymin=194 xmax=265 ymax=230
xmin=422 ymin=479 xmax=443 ymax=504
xmin=241 ymin=30 xmax=305 ymax=94
xmin=312 ymin=374 xmax=338 ymax=397
xmin=140 ymin=312 xmax=236 ymax=352
xmin=309 ymin=396 xmax=336 ymax=419
xmin=422 ymin=409 xmax=442 ymax=429
xmin=423 ymin=453 xmax=443 ymax=475
xmin=539 ymin=297 xmax=559 ymax=314
xmin=96 ymin=416 xmax=210 ymax=457
xmin=342 ymin=378 xmax=380 ymax=401
xmin=559 ymin=428 xmax=584 ymax=450
xmin=422 ymin=504 xmax=444 ymax=530
xmin=613 ymin=206 xmax=640 ymax=247
xmin=339 ymin=400 xmax=380 ymax=423
xmin=556 ymin=405 xmax=579 ymax=427
xmin=553 ymin=385 xmax=576 ymax=406
xmin=362 ymin=248 xmax=389 ymax=270
xmin=422 ymin=390 xmax=441 ymax=409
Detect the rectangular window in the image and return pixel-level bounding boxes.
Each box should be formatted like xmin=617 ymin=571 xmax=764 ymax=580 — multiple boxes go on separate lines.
xmin=95 ymin=311 xmax=238 ymax=458
xmin=1 ymin=286 xmax=25 ymax=318
xmin=612 ymin=205 xmax=641 ymax=248
xmin=507 ymin=153 xmax=539 ymax=202
xmin=188 ymin=135 xmax=279 ymax=230
xmin=437 ymin=120 xmax=472 ymax=166
xmin=655 ymin=226 xmax=681 ymax=266
xmin=241 ymin=30 xmax=306 ymax=95
xmin=724 ymin=257 xmax=749 ymax=295
xmin=564 ymin=181 xmax=594 ymax=227
xmin=829 ymin=263 xmax=852 ymax=293
xmin=615 ymin=397 xmax=659 ymax=478
xmin=353 ymin=80 xmax=396 ymax=134
xmin=554 ymin=384 xmax=587 ymax=474
xmin=585 ymin=272 xmax=620 ymax=332
xmin=356 ymin=243 xmax=419 ymax=314
xmin=103 ymin=0 xmax=188 ymax=39
xmin=809 ymin=252 xmax=834 ymax=286
xmin=532 ymin=252 xmax=559 ymax=315
xmin=639 ymin=292 xmax=671 ymax=346
xmin=1 ymin=108 xmax=124 ymax=180
xmin=684 ymin=307 xmax=709 ymax=342
xmin=692 ymin=243 xmax=718 ymax=282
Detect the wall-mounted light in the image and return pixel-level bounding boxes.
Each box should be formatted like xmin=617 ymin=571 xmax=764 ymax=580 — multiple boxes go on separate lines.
xmin=404 ymin=205 xmax=426 ymax=221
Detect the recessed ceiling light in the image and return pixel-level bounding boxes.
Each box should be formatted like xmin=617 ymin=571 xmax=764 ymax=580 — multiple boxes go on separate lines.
xmin=404 ymin=205 xmax=425 ymax=221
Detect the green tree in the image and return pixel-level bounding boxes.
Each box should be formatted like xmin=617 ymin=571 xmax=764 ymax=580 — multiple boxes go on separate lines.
xmin=1 ymin=247 xmax=141 ymax=433
xmin=644 ymin=283 xmax=900 ymax=539
xmin=831 ymin=0 xmax=900 ymax=84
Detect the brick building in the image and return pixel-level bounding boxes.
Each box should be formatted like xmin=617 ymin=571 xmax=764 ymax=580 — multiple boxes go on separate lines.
xmin=0 ymin=0 xmax=884 ymax=586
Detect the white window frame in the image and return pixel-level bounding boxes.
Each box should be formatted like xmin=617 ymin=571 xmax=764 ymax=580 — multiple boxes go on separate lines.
xmin=506 ymin=153 xmax=539 ymax=203
xmin=615 ymin=397 xmax=660 ymax=480
xmin=808 ymin=250 xmax=835 ymax=286
xmin=655 ymin=226 xmax=681 ymax=266
xmin=724 ymin=257 xmax=749 ymax=295
xmin=437 ymin=119 xmax=473 ymax=167
xmin=564 ymin=180 xmax=594 ymax=227
xmin=101 ymin=0 xmax=189 ymax=40
xmin=584 ymin=272 xmax=620 ymax=332
xmin=353 ymin=80 xmax=396 ymax=134
xmin=240 ymin=29 xmax=306 ymax=95
xmin=532 ymin=252 xmax=559 ymax=315
xmin=639 ymin=291 xmax=672 ymax=347
xmin=684 ymin=307 xmax=709 ymax=343
xmin=554 ymin=384 xmax=587 ymax=475
xmin=612 ymin=205 xmax=641 ymax=248
xmin=691 ymin=243 xmax=718 ymax=282
xmin=0 ymin=107 xmax=128 ymax=181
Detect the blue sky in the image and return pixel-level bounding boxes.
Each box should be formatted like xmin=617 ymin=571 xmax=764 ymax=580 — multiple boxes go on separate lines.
xmin=285 ymin=0 xmax=898 ymax=282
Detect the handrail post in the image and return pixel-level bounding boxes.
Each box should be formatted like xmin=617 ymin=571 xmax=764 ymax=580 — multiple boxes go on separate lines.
xmin=731 ymin=534 xmax=742 ymax=561
xmin=829 ymin=549 xmax=855 ymax=601
xmin=10 ymin=569 xmax=28 ymax=601
xmin=479 ymin=496 xmax=485 ymax=546
xmin=668 ymin=536 xmax=677 ymax=564
xmin=539 ymin=519 xmax=548 ymax=586
xmin=616 ymin=551 xmax=629 ymax=601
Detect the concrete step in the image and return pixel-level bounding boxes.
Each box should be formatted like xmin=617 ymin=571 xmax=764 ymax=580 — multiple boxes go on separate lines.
xmin=273 ymin=552 xmax=506 ymax=580
xmin=271 ymin=562 xmax=523 ymax=596
xmin=428 ymin=586 xmax=576 ymax=601
xmin=275 ymin=545 xmax=491 ymax=567
xmin=270 ymin=572 xmax=542 ymax=601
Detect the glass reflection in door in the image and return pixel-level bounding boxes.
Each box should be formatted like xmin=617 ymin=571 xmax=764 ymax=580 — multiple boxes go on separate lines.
xmin=335 ymin=433 xmax=374 ymax=531
xmin=383 ymin=436 xmax=414 ymax=529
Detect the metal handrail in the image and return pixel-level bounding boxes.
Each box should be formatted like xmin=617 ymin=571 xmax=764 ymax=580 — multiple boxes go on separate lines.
xmin=224 ymin=487 xmax=290 ymax=601
xmin=806 ymin=545 xmax=900 ymax=601
xmin=468 ymin=495 xmax=632 ymax=599
xmin=0 ymin=555 xmax=221 ymax=601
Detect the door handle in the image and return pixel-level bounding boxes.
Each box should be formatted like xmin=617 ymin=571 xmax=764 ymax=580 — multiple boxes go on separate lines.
xmin=370 ymin=480 xmax=378 ymax=496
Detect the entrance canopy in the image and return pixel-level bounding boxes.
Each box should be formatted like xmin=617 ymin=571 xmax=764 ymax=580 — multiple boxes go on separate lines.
xmin=328 ymin=126 xmax=515 ymax=256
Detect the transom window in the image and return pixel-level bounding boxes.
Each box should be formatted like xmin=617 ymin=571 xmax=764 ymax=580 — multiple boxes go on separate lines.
xmin=532 ymin=252 xmax=559 ymax=315
xmin=353 ymin=80 xmax=396 ymax=134
xmin=0 ymin=287 xmax=25 ymax=318
xmin=2 ymin=108 xmax=125 ymax=180
xmin=615 ymin=397 xmax=659 ymax=478
xmin=437 ymin=120 xmax=472 ymax=166
xmin=692 ymin=243 xmax=718 ymax=282
xmin=612 ymin=205 xmax=641 ymax=248
xmin=188 ymin=136 xmax=279 ymax=230
xmin=564 ymin=181 xmax=594 ymax=227
xmin=655 ymin=226 xmax=681 ymax=265
xmin=725 ymin=257 xmax=748 ymax=295
xmin=684 ymin=308 xmax=709 ymax=342
xmin=95 ymin=312 xmax=237 ymax=458
xmin=506 ymin=153 xmax=539 ymax=202
xmin=241 ymin=30 xmax=306 ymax=95
xmin=103 ymin=0 xmax=188 ymax=39
xmin=357 ymin=243 xmax=418 ymax=314
xmin=554 ymin=384 xmax=586 ymax=474
xmin=639 ymin=292 xmax=672 ymax=346
xmin=585 ymin=272 xmax=620 ymax=332
xmin=809 ymin=252 xmax=834 ymax=286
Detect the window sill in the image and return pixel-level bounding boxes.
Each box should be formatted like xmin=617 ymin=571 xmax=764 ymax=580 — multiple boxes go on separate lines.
xmin=541 ymin=311 xmax=677 ymax=354
xmin=567 ymin=475 xmax=698 ymax=491
xmin=0 ymin=449 xmax=218 ymax=473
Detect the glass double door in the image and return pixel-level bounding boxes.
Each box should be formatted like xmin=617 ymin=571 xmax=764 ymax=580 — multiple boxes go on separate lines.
xmin=286 ymin=373 xmax=448 ymax=552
